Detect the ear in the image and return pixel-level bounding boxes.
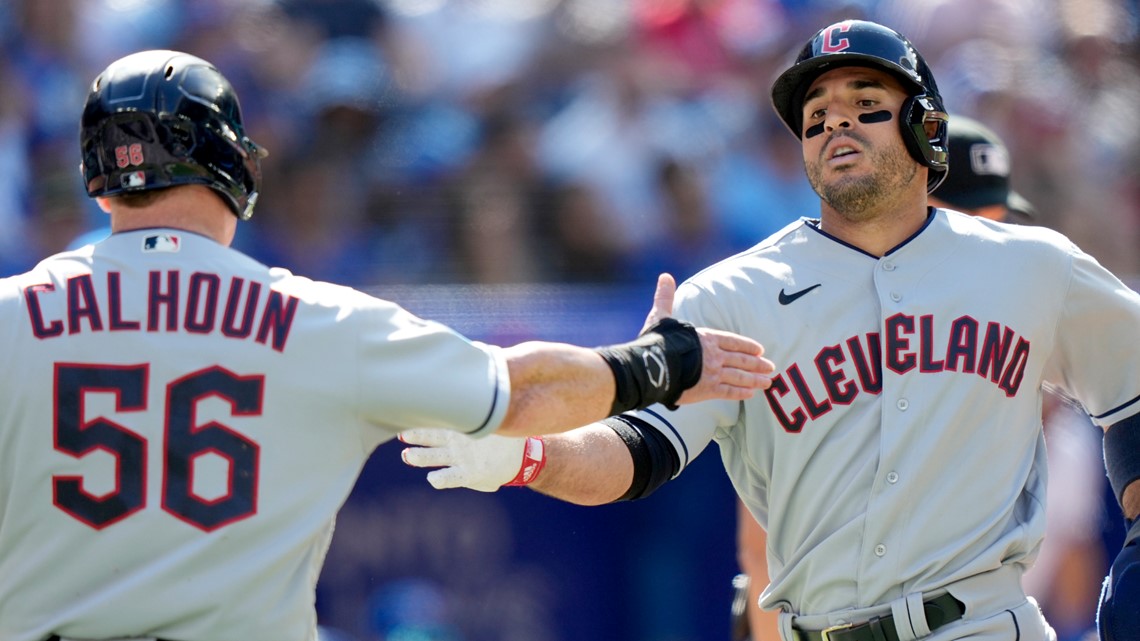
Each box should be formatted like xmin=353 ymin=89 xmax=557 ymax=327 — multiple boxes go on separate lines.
xmin=95 ymin=196 xmax=112 ymax=213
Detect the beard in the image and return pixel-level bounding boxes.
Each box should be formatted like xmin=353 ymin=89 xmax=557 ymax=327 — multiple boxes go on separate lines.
xmin=805 ymin=133 xmax=919 ymax=221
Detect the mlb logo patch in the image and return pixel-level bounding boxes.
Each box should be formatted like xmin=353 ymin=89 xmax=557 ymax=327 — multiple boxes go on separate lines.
xmin=969 ymin=143 xmax=1011 ymax=178
xmin=143 ymin=234 xmax=181 ymax=253
xmin=121 ymin=171 xmax=147 ymax=188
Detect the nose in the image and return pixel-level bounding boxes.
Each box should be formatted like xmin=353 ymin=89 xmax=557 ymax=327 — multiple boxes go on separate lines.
xmin=823 ymin=105 xmax=853 ymax=132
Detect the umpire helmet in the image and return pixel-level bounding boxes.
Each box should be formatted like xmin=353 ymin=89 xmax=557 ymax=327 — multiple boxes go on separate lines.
xmin=80 ymin=50 xmax=266 ymax=220
xmin=770 ymin=20 xmax=949 ymax=192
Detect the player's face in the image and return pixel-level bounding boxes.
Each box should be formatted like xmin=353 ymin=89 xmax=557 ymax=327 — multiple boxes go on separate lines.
xmin=800 ymin=67 xmax=919 ymax=219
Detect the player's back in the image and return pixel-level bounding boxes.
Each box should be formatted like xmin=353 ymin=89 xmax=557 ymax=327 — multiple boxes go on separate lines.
xmin=0 ymin=230 xmax=419 ymax=641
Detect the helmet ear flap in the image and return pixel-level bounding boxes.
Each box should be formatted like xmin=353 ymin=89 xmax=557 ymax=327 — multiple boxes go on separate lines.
xmin=899 ymin=94 xmax=949 ymax=192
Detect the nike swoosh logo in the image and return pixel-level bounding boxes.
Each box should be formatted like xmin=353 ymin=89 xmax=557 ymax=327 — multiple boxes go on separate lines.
xmin=778 ymin=284 xmax=821 ymax=305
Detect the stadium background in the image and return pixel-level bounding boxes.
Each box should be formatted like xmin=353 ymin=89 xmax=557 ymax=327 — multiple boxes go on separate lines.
xmin=3 ymin=1 xmax=1138 ymax=640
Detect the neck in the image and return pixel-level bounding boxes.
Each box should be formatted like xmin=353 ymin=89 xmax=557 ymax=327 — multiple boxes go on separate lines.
xmin=108 ymin=187 xmax=237 ymax=245
xmin=818 ymin=191 xmax=930 ymax=257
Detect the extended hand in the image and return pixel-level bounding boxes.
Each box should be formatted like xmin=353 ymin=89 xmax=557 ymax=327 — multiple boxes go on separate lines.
xmin=642 ymin=273 xmax=775 ymax=406
xmin=399 ymin=428 xmax=528 ymax=491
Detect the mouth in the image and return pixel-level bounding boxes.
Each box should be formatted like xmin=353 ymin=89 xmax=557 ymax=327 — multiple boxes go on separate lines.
xmin=822 ymin=135 xmax=864 ymax=165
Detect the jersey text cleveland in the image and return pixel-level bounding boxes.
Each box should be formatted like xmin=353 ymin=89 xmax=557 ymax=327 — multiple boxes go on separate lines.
xmin=765 ymin=312 xmax=1031 ymax=432
xmin=22 ymin=271 xmax=299 ymax=352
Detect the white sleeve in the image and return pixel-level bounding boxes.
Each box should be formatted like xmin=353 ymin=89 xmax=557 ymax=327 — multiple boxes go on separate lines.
xmin=1047 ymin=245 xmax=1140 ymax=427
xmin=356 ymin=301 xmax=510 ymax=437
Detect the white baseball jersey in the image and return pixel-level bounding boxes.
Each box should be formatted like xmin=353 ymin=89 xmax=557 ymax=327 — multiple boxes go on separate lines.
xmin=629 ymin=209 xmax=1140 ymax=619
xmin=0 ymin=229 xmax=509 ymax=641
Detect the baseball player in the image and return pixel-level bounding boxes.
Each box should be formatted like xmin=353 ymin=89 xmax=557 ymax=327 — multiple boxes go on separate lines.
xmin=0 ymin=50 xmax=776 ymax=641
xmin=731 ymin=112 xmax=1078 ymax=641
xmin=401 ymin=20 xmax=1140 ymax=641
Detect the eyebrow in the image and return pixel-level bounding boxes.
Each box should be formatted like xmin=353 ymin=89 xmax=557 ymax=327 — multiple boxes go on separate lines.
xmin=803 ymin=77 xmax=889 ymax=105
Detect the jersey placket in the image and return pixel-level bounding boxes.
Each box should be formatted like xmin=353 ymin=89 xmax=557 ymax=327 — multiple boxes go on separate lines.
xmin=855 ymin=255 xmax=912 ymax=601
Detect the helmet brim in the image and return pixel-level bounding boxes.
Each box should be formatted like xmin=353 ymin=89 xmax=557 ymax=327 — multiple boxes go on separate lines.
xmin=770 ymin=54 xmax=926 ymax=139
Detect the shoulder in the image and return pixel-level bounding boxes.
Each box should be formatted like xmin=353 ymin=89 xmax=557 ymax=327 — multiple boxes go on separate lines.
xmin=939 ymin=208 xmax=1077 ymax=252
xmin=266 ymin=269 xmax=402 ymax=314
xmin=936 ymin=208 xmax=1086 ymax=277
xmin=684 ymin=219 xmax=810 ymax=293
xmin=1 ymin=245 xmax=95 ymax=291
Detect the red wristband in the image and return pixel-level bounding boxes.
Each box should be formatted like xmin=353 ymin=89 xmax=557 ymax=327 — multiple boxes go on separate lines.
xmin=505 ymin=437 xmax=546 ymax=486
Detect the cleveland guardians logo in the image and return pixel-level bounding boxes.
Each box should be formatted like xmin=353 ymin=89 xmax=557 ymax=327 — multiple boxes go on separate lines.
xmin=765 ymin=314 xmax=1031 ymax=433
xmin=821 ymin=23 xmax=852 ymax=53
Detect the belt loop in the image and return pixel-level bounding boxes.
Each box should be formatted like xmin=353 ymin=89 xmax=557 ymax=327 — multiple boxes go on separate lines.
xmin=889 ymin=596 xmax=916 ymax=641
xmin=868 ymin=616 xmax=891 ymax=641
xmin=778 ymin=610 xmax=801 ymax=641
xmin=905 ymin=592 xmax=932 ymax=637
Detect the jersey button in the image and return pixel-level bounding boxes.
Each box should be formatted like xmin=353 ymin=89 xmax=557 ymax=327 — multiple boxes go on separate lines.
xmin=882 ymin=261 xmax=896 ymax=271
xmin=886 ymin=471 xmax=899 ymax=484
xmin=875 ymin=544 xmax=887 ymax=557
xmin=890 ymin=292 xmax=902 ymax=302
xmin=896 ymin=399 xmax=909 ymax=411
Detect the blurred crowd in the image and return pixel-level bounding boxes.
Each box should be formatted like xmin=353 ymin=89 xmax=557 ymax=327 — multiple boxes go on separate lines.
xmin=4 ymin=2 xmax=1139 ymax=640
xmin=3 ymin=0 xmax=1137 ymax=287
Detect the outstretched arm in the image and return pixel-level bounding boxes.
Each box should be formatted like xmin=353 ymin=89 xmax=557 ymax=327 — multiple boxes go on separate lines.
xmin=526 ymin=424 xmax=633 ymax=505
xmin=400 ymin=423 xmax=635 ymax=505
xmin=496 ymin=274 xmax=773 ymax=437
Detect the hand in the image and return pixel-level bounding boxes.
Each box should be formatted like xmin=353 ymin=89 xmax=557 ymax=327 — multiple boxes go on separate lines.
xmin=399 ymin=428 xmax=529 ymax=492
xmin=639 ymin=273 xmax=682 ymax=334
xmin=1099 ymin=518 xmax=1140 ymax=640
xmin=643 ymin=273 xmax=775 ymax=406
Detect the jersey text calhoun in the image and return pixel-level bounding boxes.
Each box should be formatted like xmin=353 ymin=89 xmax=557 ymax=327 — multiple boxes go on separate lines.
xmin=23 ymin=268 xmax=298 ymax=352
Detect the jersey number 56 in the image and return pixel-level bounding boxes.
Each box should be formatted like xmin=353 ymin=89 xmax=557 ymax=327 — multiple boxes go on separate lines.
xmin=52 ymin=363 xmax=264 ymax=532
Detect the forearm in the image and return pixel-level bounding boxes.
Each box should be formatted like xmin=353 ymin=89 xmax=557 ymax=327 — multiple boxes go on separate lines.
xmin=497 ymin=342 xmax=615 ymax=437
xmin=1125 ymin=481 xmax=1140 ymax=521
xmin=1105 ymin=415 xmax=1140 ymax=521
xmin=528 ymin=423 xmax=634 ymax=505
xmin=495 ymin=314 xmax=772 ymax=437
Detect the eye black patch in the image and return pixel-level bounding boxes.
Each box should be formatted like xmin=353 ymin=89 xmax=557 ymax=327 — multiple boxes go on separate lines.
xmin=858 ymin=110 xmax=893 ymax=124
xmin=804 ymin=123 xmax=825 ymax=138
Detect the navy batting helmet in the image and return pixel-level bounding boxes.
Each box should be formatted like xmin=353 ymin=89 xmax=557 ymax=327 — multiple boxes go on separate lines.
xmin=770 ymin=20 xmax=949 ymax=192
xmin=80 ymin=50 xmax=266 ymax=220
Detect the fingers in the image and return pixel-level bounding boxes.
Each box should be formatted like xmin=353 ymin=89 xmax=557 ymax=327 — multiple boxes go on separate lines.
xmin=715 ymin=368 xmax=774 ymax=393
xmin=716 ymin=351 xmax=776 ymax=376
xmin=697 ymin=329 xmax=775 ymax=374
xmin=652 ymin=273 xmax=676 ymax=316
xmin=425 ymin=467 xmax=464 ymax=490
xmin=669 ymin=328 xmax=777 ymax=406
xmin=400 ymin=445 xmax=455 ymax=468
xmin=398 ymin=428 xmax=456 ymax=447
xmin=426 ymin=467 xmax=497 ymax=492
xmin=700 ymin=328 xmax=765 ymax=358
xmin=675 ymin=371 xmax=772 ymax=405
xmin=642 ymin=273 xmax=677 ymax=333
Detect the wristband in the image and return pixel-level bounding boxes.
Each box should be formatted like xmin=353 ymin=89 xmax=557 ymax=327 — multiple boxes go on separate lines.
xmin=1105 ymin=414 xmax=1140 ymax=510
xmin=504 ymin=437 xmax=546 ymax=486
xmin=596 ymin=318 xmax=702 ymax=415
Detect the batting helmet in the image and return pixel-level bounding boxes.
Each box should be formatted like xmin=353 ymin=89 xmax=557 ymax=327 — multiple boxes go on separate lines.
xmin=80 ymin=50 xmax=266 ymax=220
xmin=770 ymin=20 xmax=949 ymax=192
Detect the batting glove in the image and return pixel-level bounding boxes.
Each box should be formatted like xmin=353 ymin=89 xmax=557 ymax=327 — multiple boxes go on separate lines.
xmin=398 ymin=428 xmax=545 ymax=492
